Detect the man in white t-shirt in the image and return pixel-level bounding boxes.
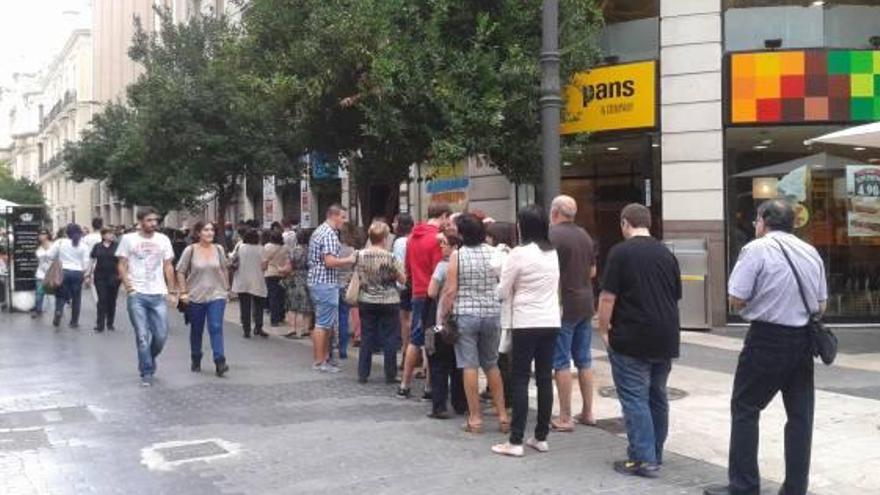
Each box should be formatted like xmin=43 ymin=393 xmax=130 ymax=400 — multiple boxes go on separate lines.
xmin=116 ymin=207 xmax=177 ymax=387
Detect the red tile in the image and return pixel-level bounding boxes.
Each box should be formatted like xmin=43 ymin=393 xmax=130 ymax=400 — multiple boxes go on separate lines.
xmin=781 ymin=75 xmax=805 ymax=98
xmin=757 ymin=99 xmax=782 ymax=122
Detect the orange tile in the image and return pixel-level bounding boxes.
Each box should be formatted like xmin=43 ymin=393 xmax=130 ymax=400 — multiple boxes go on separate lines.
xmin=731 ymin=99 xmax=757 ymax=123
xmin=755 ymin=76 xmax=781 ymax=99
xmin=780 ymin=51 xmax=805 ymax=75
xmin=732 ymin=77 xmax=756 ymax=100
xmin=731 ymin=53 xmax=756 ymax=78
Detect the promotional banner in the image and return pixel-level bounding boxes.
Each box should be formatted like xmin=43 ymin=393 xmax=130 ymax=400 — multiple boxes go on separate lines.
xmin=10 ymin=206 xmax=44 ymax=291
xmin=423 ymin=161 xmax=469 ymax=213
xmin=846 ymin=165 xmax=880 ymax=236
xmin=561 ymin=60 xmax=657 ymax=134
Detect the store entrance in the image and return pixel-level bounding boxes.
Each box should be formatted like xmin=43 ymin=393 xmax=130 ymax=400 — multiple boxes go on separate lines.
xmin=561 ymin=132 xmax=660 ymax=273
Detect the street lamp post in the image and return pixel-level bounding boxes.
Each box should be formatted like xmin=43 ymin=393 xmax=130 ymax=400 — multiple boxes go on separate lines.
xmin=540 ymin=0 xmax=562 ymax=210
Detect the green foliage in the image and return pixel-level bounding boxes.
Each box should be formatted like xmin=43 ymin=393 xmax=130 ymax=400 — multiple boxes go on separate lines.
xmin=0 ymin=162 xmax=46 ymax=207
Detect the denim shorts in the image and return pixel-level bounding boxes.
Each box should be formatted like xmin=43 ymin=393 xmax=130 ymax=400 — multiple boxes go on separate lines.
xmin=553 ymin=318 xmax=593 ymax=370
xmin=454 ymin=314 xmax=501 ymax=370
xmin=309 ymin=283 xmax=339 ymax=330
xmin=409 ymin=298 xmax=427 ymax=347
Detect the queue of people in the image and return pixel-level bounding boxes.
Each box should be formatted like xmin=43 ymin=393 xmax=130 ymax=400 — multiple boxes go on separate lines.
xmin=21 ymin=195 xmax=826 ymax=494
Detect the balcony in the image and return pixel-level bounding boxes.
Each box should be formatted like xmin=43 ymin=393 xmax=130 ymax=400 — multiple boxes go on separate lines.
xmin=39 ymin=90 xmax=77 ymax=132
xmin=38 ymin=154 xmax=64 ymax=178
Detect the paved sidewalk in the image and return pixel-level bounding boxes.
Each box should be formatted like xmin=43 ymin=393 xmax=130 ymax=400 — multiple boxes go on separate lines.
xmin=0 ymin=302 xmax=775 ymax=495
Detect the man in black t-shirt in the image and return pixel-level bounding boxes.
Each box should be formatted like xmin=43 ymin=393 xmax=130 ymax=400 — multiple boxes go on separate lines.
xmin=597 ymin=203 xmax=681 ymax=479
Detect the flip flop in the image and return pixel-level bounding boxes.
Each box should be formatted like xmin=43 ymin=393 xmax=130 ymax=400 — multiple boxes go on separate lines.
xmin=574 ymin=413 xmax=598 ymax=427
xmin=462 ymin=421 xmax=484 ymax=434
xmin=550 ymin=419 xmax=575 ymax=432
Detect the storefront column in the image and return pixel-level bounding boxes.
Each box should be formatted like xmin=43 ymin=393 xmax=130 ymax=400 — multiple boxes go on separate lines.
xmin=660 ymin=0 xmax=727 ymax=326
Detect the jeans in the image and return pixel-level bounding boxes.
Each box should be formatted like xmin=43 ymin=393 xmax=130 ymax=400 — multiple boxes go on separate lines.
xmin=409 ymin=297 xmax=427 ymax=347
xmin=728 ymin=321 xmax=814 ymax=495
xmin=608 ymin=351 xmax=672 ymax=465
xmin=265 ymin=276 xmax=285 ymax=325
xmin=94 ymin=277 xmax=120 ymax=330
xmin=338 ymin=292 xmax=350 ymax=358
xmin=454 ymin=314 xmax=501 ymax=370
xmin=127 ymin=293 xmax=169 ymax=378
xmin=189 ymin=299 xmax=227 ymax=363
xmin=358 ymin=303 xmax=399 ymax=381
xmin=56 ymin=270 xmax=84 ymax=325
xmin=34 ymin=277 xmax=46 ymax=313
xmin=510 ymin=329 xmax=558 ymax=445
xmin=238 ymin=292 xmax=265 ymax=335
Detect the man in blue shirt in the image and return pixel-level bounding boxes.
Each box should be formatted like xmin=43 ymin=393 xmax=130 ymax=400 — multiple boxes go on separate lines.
xmin=705 ymin=199 xmax=827 ymax=495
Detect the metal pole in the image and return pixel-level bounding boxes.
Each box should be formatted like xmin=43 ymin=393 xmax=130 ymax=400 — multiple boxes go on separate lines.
xmin=540 ymin=0 xmax=562 ymax=210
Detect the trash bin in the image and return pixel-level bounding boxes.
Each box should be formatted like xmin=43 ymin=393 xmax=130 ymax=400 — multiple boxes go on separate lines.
xmin=664 ymin=238 xmax=710 ymax=329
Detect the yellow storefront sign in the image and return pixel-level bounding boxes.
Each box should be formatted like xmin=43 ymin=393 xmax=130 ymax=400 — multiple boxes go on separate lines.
xmin=561 ymin=60 xmax=657 ymax=135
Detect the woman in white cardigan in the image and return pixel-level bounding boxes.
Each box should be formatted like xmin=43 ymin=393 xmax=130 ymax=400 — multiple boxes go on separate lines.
xmin=491 ymin=205 xmax=561 ymax=458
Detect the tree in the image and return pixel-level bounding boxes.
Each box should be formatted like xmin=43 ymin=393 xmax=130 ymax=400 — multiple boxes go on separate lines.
xmin=65 ymin=8 xmax=299 ymax=227
xmin=0 ymin=161 xmax=47 ymax=207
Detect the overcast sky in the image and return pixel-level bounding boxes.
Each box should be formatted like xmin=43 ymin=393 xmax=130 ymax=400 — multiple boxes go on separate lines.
xmin=0 ymin=0 xmax=92 ymax=87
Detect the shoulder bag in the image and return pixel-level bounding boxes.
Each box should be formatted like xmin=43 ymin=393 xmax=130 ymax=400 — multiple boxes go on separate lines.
xmin=773 ymin=239 xmax=837 ymax=366
xmin=344 ymin=251 xmax=361 ymax=306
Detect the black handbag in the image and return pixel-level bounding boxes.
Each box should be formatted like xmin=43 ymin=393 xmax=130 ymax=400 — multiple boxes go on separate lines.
xmin=773 ymin=239 xmax=837 ymax=366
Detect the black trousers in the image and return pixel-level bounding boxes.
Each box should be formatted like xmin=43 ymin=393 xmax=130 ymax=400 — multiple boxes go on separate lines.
xmin=94 ymin=277 xmax=120 ymax=330
xmin=265 ymin=276 xmax=285 ymax=324
xmin=729 ymin=321 xmax=814 ymax=495
xmin=238 ymin=292 xmax=265 ymax=335
xmin=510 ymin=329 xmax=558 ymax=445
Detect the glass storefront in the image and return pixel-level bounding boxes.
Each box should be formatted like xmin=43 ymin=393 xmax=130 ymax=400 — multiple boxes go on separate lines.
xmin=599 ymin=0 xmax=659 ymax=63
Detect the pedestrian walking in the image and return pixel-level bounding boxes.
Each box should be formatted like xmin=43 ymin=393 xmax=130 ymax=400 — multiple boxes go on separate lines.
xmin=87 ymin=227 xmax=120 ymax=332
xmin=425 ymin=232 xmax=466 ymax=419
xmin=263 ymin=230 xmax=289 ymax=327
xmin=82 ymin=218 xmax=103 ymax=252
xmin=548 ymin=195 xmax=599 ymax=431
xmin=355 ymin=221 xmax=406 ymax=383
xmin=48 ymin=223 xmax=91 ymax=329
xmin=438 ymin=213 xmax=509 ymax=434
xmin=491 ymin=205 xmax=560 ymax=457
xmin=32 ymin=229 xmax=54 ymax=318
xmin=392 ymin=212 xmax=414 ymax=372
xmin=231 ymin=228 xmax=269 ymax=338
xmin=704 ymin=199 xmax=827 ymax=495
xmin=284 ymin=228 xmax=313 ymax=338
xmin=399 ymin=204 xmax=450 ymax=398
xmin=308 ymin=204 xmax=356 ymax=373
xmin=116 ymin=207 xmax=177 ymax=387
xmin=597 ymin=203 xmax=681 ymax=478
xmin=176 ymin=221 xmax=230 ymax=377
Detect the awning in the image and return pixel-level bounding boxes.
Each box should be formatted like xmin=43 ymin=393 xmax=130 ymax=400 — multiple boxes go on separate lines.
xmin=804 ymin=122 xmax=880 ymax=148
xmin=0 ymin=198 xmax=21 ymax=209
xmin=732 ymin=152 xmax=865 ymax=178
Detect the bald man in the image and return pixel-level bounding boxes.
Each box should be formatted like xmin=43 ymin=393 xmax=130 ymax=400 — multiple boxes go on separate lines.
xmin=548 ymin=195 xmax=598 ymax=431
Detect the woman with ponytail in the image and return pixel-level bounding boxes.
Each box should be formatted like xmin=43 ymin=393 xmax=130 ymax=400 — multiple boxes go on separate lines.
xmin=47 ymin=223 xmax=92 ymax=329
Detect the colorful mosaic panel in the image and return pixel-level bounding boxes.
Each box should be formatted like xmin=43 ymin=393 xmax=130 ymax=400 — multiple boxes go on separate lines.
xmin=730 ymin=50 xmax=880 ymax=124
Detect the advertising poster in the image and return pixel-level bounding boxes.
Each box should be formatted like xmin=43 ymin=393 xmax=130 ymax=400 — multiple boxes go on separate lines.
xmin=11 ymin=206 xmax=44 ymax=291
xmin=423 ymin=161 xmax=469 ymax=214
xmin=846 ymin=165 xmax=880 ymax=237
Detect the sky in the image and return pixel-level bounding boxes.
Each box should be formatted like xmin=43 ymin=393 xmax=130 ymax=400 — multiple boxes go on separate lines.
xmin=0 ymin=0 xmax=93 ymax=87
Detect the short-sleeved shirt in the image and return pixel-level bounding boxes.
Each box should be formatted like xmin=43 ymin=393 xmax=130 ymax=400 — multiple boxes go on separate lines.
xmin=91 ymin=241 xmax=119 ymax=282
xmin=176 ymin=244 xmax=228 ymax=303
xmin=115 ymin=232 xmax=175 ymax=295
xmin=728 ymin=231 xmax=827 ymax=327
xmin=549 ymin=222 xmax=596 ymax=322
xmin=356 ymin=249 xmax=404 ymax=305
xmin=601 ymin=236 xmax=681 ymax=360
xmin=308 ymin=222 xmax=341 ymax=286
xmin=432 ymin=260 xmax=449 ymax=288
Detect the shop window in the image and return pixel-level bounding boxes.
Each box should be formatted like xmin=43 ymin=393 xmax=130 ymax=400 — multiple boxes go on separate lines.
xmin=599 ymin=0 xmax=659 ymax=63
xmin=726 ymin=125 xmax=880 ymax=322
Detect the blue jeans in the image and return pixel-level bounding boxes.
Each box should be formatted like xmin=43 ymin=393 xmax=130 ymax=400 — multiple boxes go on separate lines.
xmin=127 ymin=293 xmax=169 ymax=378
xmin=608 ymin=351 xmax=672 ymax=465
xmin=34 ymin=277 xmax=46 ymax=313
xmin=309 ymin=283 xmax=339 ymax=330
xmin=338 ymin=290 xmax=350 ymax=359
xmin=357 ymin=303 xmax=399 ymax=382
xmin=56 ymin=270 xmax=84 ymax=325
xmin=553 ymin=319 xmax=593 ymax=370
xmin=188 ymin=299 xmax=226 ymax=363
xmin=409 ymin=298 xmax=428 ymax=347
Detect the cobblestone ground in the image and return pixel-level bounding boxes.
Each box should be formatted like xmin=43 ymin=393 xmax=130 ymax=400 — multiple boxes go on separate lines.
xmin=0 ymin=300 xmax=783 ymax=495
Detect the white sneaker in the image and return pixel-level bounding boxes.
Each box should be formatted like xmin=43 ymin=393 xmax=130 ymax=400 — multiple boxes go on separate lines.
xmin=526 ymin=437 xmax=549 ymax=453
xmin=321 ymin=362 xmax=341 ymax=373
xmin=311 ymin=362 xmax=324 ymax=372
xmin=491 ymin=442 xmax=524 ymax=457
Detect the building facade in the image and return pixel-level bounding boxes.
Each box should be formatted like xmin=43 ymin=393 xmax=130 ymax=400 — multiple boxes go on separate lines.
xmin=553 ymin=0 xmax=880 ymax=326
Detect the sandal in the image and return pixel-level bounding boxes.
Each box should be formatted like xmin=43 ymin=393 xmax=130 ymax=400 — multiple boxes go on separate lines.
xmin=499 ymin=419 xmax=511 ymax=434
xmin=550 ymin=418 xmax=575 ymax=432
xmin=462 ymin=421 xmax=484 ymax=434
xmin=574 ymin=413 xmax=597 ymax=427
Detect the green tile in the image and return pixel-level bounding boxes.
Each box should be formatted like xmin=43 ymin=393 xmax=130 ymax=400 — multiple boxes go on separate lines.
xmin=875 ymin=74 xmax=880 ymax=93
xmin=851 ymin=97 xmax=875 ymax=121
xmin=874 ymin=96 xmax=880 ymax=120
xmin=850 ymin=51 xmax=874 ymax=74
xmin=828 ymin=51 xmax=851 ymax=74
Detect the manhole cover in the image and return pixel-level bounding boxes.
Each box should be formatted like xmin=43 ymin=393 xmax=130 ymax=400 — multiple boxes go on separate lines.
xmin=142 ymin=438 xmax=240 ymax=471
xmin=599 ymin=386 xmax=688 ymax=401
xmin=0 ymin=405 xmax=95 ymax=429
xmin=0 ymin=429 xmax=50 ymax=452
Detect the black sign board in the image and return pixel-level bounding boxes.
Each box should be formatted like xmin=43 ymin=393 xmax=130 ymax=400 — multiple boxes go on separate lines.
xmin=10 ymin=207 xmax=44 ymax=292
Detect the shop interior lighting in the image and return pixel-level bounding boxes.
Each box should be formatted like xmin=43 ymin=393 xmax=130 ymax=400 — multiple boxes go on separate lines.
xmin=854 ymin=147 xmax=867 ymax=151
xmin=562 ymin=161 xmax=573 ymax=167
xmin=752 ymin=177 xmax=779 ymax=199
xmin=652 ymin=143 xmax=660 ymax=148
xmin=753 ymin=145 xmax=769 ymax=150
xmin=810 ymin=1 xmax=825 ymax=7
xmin=606 ymin=146 xmax=619 ymax=151
xmin=761 ymin=139 xmax=773 ymax=145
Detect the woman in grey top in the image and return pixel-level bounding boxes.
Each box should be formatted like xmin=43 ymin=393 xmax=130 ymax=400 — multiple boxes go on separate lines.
xmin=439 ymin=213 xmax=509 ymax=434
xmin=177 ymin=221 xmax=230 ymax=377
xmin=231 ymin=228 xmax=269 ymax=338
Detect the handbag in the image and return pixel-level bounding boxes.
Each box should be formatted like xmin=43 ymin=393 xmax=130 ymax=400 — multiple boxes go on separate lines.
xmin=773 ymin=239 xmax=838 ymax=366
xmin=344 ymin=251 xmax=360 ymax=305
xmin=44 ymin=259 xmax=63 ymax=292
